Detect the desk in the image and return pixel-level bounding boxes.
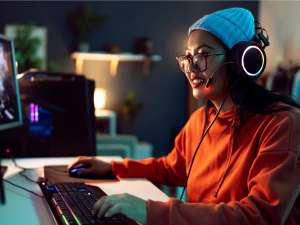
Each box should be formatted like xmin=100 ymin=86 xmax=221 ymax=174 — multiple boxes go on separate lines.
xmin=0 ymin=157 xmax=168 ymax=225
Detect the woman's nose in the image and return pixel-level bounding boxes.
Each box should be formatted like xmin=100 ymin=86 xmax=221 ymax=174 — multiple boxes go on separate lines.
xmin=187 ymin=61 xmax=199 ymax=73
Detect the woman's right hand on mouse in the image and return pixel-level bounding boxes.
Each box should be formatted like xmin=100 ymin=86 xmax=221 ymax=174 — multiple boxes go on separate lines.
xmin=68 ymin=156 xmax=113 ymax=177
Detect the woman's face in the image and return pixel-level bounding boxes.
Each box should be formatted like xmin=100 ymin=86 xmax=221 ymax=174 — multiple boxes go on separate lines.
xmin=184 ymin=30 xmax=229 ymax=101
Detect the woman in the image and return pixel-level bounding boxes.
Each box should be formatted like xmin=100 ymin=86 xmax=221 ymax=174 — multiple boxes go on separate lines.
xmin=69 ymin=7 xmax=300 ymax=225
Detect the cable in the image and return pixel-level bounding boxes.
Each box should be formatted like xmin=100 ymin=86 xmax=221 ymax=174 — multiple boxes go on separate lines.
xmin=3 ymin=179 xmax=44 ymax=198
xmin=6 ymin=149 xmax=27 ymax=171
xmin=2 ymin=149 xmax=43 ymax=198
xmin=19 ymin=169 xmax=40 ymax=183
xmin=12 ymin=156 xmax=39 ymax=184
xmin=4 ymin=148 xmax=41 ymax=184
xmin=179 ymin=96 xmax=227 ymax=201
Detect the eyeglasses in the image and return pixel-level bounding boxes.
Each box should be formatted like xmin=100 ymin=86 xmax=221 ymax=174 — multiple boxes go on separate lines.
xmin=176 ymin=52 xmax=225 ymax=73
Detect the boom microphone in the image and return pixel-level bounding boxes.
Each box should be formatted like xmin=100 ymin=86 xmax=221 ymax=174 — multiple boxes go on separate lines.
xmin=205 ymin=61 xmax=235 ymax=88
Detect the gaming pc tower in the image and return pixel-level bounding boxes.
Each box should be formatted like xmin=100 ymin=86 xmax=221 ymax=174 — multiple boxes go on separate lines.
xmin=18 ymin=71 xmax=96 ymax=157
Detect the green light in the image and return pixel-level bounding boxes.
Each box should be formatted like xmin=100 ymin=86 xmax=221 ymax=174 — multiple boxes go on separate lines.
xmin=61 ymin=215 xmax=70 ymax=225
xmin=73 ymin=214 xmax=82 ymax=225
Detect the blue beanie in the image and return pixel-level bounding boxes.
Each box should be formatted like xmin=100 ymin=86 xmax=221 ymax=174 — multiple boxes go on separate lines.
xmin=188 ymin=7 xmax=255 ymax=49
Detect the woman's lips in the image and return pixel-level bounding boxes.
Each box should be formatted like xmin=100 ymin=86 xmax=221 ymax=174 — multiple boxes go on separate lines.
xmin=189 ymin=73 xmax=206 ymax=88
xmin=191 ymin=78 xmax=205 ymax=88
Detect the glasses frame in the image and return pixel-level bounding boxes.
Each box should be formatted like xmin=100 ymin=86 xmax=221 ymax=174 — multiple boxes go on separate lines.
xmin=176 ymin=52 xmax=225 ymax=73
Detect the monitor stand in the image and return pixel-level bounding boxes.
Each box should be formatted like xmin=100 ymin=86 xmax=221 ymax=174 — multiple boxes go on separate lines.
xmin=0 ymin=164 xmax=7 ymax=205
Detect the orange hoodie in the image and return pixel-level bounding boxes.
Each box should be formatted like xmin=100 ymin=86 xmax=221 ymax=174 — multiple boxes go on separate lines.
xmin=112 ymin=103 xmax=300 ymax=225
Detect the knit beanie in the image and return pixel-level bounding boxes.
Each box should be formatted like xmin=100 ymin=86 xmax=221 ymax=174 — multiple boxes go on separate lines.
xmin=188 ymin=7 xmax=255 ymax=49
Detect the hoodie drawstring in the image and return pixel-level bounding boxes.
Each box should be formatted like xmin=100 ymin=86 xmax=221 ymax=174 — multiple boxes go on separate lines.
xmin=213 ymin=113 xmax=240 ymax=198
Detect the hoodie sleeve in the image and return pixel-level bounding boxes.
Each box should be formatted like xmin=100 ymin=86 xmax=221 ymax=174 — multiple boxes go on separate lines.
xmin=147 ymin=111 xmax=300 ymax=225
xmin=111 ymin=124 xmax=188 ymax=186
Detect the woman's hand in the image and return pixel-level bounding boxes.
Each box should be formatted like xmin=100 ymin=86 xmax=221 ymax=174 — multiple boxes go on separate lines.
xmin=68 ymin=156 xmax=113 ymax=177
xmin=92 ymin=193 xmax=147 ymax=225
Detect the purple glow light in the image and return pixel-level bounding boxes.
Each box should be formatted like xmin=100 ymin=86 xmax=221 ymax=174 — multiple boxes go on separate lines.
xmin=30 ymin=103 xmax=35 ymax=122
xmin=34 ymin=104 xmax=39 ymax=122
xmin=30 ymin=103 xmax=39 ymax=123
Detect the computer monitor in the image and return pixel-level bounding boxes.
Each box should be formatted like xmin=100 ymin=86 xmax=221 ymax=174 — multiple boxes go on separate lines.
xmin=0 ymin=35 xmax=22 ymax=131
xmin=0 ymin=35 xmax=22 ymax=205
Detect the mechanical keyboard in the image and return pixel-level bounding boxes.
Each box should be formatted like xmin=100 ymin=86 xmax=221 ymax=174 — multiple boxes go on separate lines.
xmin=39 ymin=182 xmax=138 ymax=225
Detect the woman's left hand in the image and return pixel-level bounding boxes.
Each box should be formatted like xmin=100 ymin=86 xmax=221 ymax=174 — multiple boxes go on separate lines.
xmin=92 ymin=193 xmax=147 ymax=225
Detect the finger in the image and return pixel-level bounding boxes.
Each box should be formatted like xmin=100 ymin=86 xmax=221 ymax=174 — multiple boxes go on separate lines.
xmin=92 ymin=196 xmax=106 ymax=215
xmin=68 ymin=156 xmax=85 ymax=169
xmin=104 ymin=204 xmax=122 ymax=218
xmin=68 ymin=156 xmax=91 ymax=169
xmin=97 ymin=198 xmax=113 ymax=219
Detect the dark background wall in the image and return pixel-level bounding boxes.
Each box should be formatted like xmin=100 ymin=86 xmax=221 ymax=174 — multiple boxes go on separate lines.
xmin=0 ymin=1 xmax=259 ymax=157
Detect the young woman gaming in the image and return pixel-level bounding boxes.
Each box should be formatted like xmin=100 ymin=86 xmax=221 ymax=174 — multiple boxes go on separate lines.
xmin=69 ymin=7 xmax=300 ymax=225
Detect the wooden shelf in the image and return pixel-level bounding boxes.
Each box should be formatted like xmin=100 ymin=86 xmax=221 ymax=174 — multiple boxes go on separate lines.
xmin=71 ymin=52 xmax=162 ymax=76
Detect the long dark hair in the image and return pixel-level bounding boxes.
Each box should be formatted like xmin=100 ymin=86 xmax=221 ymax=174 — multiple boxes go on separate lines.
xmin=229 ymin=73 xmax=300 ymax=115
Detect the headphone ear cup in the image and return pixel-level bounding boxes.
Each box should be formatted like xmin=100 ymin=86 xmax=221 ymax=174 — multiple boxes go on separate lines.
xmin=228 ymin=41 xmax=266 ymax=79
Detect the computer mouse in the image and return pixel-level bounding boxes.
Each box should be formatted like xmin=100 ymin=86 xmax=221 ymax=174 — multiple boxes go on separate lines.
xmin=68 ymin=163 xmax=91 ymax=177
xmin=68 ymin=163 xmax=117 ymax=180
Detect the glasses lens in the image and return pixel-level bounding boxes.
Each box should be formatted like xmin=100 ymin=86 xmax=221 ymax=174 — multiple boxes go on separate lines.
xmin=177 ymin=53 xmax=209 ymax=73
xmin=177 ymin=56 xmax=190 ymax=73
xmin=193 ymin=54 xmax=206 ymax=72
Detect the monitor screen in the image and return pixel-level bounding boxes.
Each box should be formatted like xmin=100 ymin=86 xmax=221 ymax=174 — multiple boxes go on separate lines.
xmin=0 ymin=35 xmax=22 ymax=131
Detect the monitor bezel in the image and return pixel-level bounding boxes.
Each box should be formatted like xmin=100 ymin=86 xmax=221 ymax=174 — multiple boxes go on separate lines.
xmin=0 ymin=34 xmax=22 ymax=131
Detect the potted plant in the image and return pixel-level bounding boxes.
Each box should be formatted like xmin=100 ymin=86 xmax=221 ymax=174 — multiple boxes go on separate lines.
xmin=8 ymin=25 xmax=43 ymax=73
xmin=68 ymin=4 xmax=106 ymax=52
xmin=120 ymin=91 xmax=143 ymax=121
